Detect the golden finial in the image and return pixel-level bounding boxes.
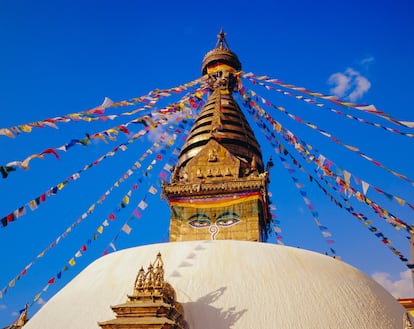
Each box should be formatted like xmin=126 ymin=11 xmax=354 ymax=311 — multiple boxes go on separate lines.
xmin=215 ymin=28 xmax=230 ymax=50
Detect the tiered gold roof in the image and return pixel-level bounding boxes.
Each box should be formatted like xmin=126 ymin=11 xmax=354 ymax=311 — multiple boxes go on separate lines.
xmin=175 ymin=29 xmax=264 ymax=179
xmin=176 ymin=89 xmax=263 ymax=175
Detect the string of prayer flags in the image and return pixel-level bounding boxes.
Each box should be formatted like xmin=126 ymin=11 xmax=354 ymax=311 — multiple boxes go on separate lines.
xmin=27 ymin=119 xmax=190 ymax=304
xmin=243 ymin=74 xmax=414 ymax=139
xmin=0 ymin=76 xmax=206 ymax=138
xmin=254 ymin=116 xmax=337 ymax=255
xmin=238 ymin=90 xmax=414 ymax=233
xmin=310 ymin=169 xmax=410 ymax=265
xmin=0 ymin=89 xmax=202 ymax=179
xmin=0 ymin=120 xmax=174 ymax=228
xmin=102 ymin=122 xmax=191 ymax=256
xmin=240 ymin=91 xmax=410 ymax=230
xmin=243 ymin=72 xmax=414 ymax=129
xmin=242 ymin=87 xmax=414 ymax=187
xmin=260 ymin=119 xmax=409 ymax=265
xmin=270 ymin=205 xmax=283 ymax=244
xmin=23 ymin=145 xmax=169 ymax=308
xmin=0 ymin=129 xmax=182 ymax=298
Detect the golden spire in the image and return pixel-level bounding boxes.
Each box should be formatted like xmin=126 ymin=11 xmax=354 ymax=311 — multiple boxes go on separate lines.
xmin=163 ymin=31 xmax=271 ymax=242
xmin=175 ymin=30 xmax=263 ymax=178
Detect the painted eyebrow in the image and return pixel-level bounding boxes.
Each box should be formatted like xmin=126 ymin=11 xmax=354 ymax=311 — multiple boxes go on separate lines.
xmin=188 ymin=213 xmax=210 ymax=220
xmin=216 ymin=212 xmax=239 ymax=220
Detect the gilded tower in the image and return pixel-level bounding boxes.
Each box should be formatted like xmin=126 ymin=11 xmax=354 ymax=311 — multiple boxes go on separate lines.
xmin=162 ymin=30 xmax=271 ymax=242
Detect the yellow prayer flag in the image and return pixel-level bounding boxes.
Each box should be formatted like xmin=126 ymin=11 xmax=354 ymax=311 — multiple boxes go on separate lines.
xmin=344 ymin=145 xmax=359 ymax=152
xmin=20 ymin=125 xmax=32 ymax=132
xmin=90 ymin=133 xmax=105 ymax=142
xmin=394 ymin=196 xmax=405 ymax=206
xmin=123 ymin=196 xmax=130 ymax=205
xmin=69 ymin=258 xmax=75 ymax=266
xmin=274 ymin=122 xmax=281 ymax=133
xmin=97 ymin=226 xmax=104 ymax=234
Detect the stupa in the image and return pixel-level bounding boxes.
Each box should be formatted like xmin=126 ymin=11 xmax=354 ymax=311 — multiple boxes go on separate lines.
xmin=22 ymin=30 xmax=409 ymax=329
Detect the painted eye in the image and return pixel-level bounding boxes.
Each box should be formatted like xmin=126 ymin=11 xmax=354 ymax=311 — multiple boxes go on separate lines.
xmin=216 ymin=217 xmax=240 ymax=227
xmin=215 ymin=212 xmax=240 ymax=227
xmin=188 ymin=218 xmax=211 ymax=228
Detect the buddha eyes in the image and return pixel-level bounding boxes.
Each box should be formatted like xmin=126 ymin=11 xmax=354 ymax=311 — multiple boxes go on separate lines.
xmin=188 ymin=218 xmax=211 ymax=228
xmin=215 ymin=213 xmax=240 ymax=227
xmin=187 ymin=212 xmax=240 ymax=228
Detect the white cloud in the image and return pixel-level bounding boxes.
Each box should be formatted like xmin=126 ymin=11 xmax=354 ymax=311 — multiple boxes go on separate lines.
xmin=0 ymin=304 xmax=6 ymax=310
xmin=328 ymin=68 xmax=371 ymax=101
xmin=371 ymin=269 xmax=414 ymax=298
xmin=327 ymin=72 xmax=351 ymax=98
xmin=348 ymin=74 xmax=371 ymax=101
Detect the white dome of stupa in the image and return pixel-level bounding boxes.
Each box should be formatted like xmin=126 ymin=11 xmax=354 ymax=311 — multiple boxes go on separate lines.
xmin=23 ymin=240 xmax=405 ymax=329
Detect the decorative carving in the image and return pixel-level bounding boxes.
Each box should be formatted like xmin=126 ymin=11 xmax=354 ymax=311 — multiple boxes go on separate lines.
xmin=208 ymin=149 xmax=218 ymax=162
xmin=98 ymin=253 xmax=188 ymax=329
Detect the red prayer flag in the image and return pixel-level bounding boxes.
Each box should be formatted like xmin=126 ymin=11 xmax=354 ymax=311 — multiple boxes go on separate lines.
xmin=40 ymin=148 xmax=60 ymax=159
xmin=7 ymin=213 xmax=14 ymax=222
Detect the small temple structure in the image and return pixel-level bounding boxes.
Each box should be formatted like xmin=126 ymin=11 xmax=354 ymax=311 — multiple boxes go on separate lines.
xmin=98 ymin=253 xmax=188 ymax=329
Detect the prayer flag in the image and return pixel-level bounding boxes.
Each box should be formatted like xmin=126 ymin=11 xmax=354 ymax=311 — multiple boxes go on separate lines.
xmin=133 ymin=209 xmax=142 ymax=219
xmin=138 ymin=200 xmax=148 ymax=210
xmin=122 ymin=224 xmax=132 ymax=235
xmin=361 ymin=181 xmax=369 ymax=195
xmin=148 ymin=186 xmax=158 ymax=195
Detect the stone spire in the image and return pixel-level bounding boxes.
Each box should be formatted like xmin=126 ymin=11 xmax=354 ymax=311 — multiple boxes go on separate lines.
xmin=162 ymin=30 xmax=271 ymax=242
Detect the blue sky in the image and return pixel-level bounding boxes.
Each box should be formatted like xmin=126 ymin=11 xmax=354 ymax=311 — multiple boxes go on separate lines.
xmin=1 ymin=0 xmax=414 ymax=325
